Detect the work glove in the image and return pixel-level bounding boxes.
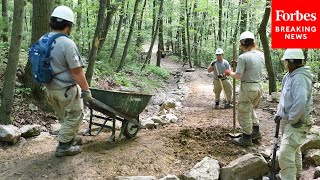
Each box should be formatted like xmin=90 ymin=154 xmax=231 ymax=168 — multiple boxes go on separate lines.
xmin=274 ymin=115 xmax=282 ymax=124
xmin=81 ymin=89 xmax=93 ymax=102
xmin=225 ymin=69 xmax=231 ymax=76
xmin=211 ymin=61 xmax=217 ymax=67
xmin=291 ymin=121 xmax=302 ymax=128
xmin=218 ymin=73 xmax=226 ymax=79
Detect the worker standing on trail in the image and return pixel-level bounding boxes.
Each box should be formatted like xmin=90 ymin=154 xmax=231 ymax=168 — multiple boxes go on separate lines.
xmin=207 ymin=48 xmax=233 ymax=109
xmin=274 ymin=49 xmax=313 ymax=180
xmin=44 ymin=6 xmax=92 ymax=157
xmin=225 ymin=31 xmax=265 ymax=147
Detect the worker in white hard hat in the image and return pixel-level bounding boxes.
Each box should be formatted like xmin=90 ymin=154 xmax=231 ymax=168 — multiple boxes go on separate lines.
xmin=274 ymin=49 xmax=313 ymax=180
xmin=225 ymin=31 xmax=265 ymax=147
xmin=207 ymin=48 xmax=233 ymax=109
xmin=44 ymin=6 xmax=92 ymax=157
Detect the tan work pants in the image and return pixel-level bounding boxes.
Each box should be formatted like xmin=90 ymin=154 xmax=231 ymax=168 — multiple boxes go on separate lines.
xmin=213 ymin=79 xmax=232 ymax=103
xmin=46 ymin=85 xmax=84 ymax=143
xmin=279 ymin=119 xmax=312 ymax=180
xmin=237 ymin=82 xmax=263 ymax=135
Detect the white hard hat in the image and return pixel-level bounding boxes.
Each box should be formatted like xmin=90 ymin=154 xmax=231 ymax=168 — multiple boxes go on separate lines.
xmin=215 ymin=48 xmax=224 ymax=55
xmin=51 ymin=6 xmax=74 ymax=23
xmin=240 ymin=31 xmax=255 ymax=41
xmin=282 ymin=49 xmax=304 ymax=60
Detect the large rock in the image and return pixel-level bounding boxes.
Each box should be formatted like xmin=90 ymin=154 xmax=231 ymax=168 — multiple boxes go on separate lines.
xmin=159 ymin=175 xmax=179 ymax=180
xmin=140 ymin=119 xmax=157 ymax=129
xmin=0 ymin=125 xmax=21 ymax=144
xmin=220 ymin=153 xmax=269 ymax=180
xmin=161 ymin=113 xmax=178 ymax=123
xmin=114 ymin=176 xmax=157 ymax=180
xmin=301 ymin=129 xmax=320 ymax=154
xmin=314 ymin=166 xmax=320 ymax=179
xmin=182 ymin=156 xmax=220 ymax=180
xmin=159 ymin=99 xmax=177 ymax=111
xmin=148 ymin=116 xmax=168 ymax=125
xmin=19 ymin=124 xmax=41 ymax=138
xmin=50 ymin=123 xmax=61 ymax=135
xmin=304 ymin=149 xmax=320 ymax=166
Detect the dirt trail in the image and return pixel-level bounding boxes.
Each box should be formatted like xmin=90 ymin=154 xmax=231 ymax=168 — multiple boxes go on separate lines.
xmin=0 ymin=57 xmax=316 ymax=180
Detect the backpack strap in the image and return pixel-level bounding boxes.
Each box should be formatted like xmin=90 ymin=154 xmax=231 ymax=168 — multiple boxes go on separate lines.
xmin=44 ymin=32 xmax=73 ymax=83
xmin=45 ymin=33 xmax=68 ymax=58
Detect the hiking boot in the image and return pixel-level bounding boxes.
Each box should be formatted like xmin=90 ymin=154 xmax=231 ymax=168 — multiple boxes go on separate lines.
xmin=252 ymin=126 xmax=262 ymax=143
xmin=71 ymin=136 xmax=83 ymax=146
xmin=275 ymin=174 xmax=281 ymax=180
xmin=55 ymin=141 xmax=82 ymax=157
xmin=232 ymin=133 xmax=253 ymax=147
xmin=224 ymin=101 xmax=233 ymax=109
xmin=214 ymin=101 xmax=219 ymax=109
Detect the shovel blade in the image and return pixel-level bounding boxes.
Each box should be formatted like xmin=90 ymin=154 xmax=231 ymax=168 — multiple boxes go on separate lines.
xmin=228 ymin=132 xmax=242 ymax=138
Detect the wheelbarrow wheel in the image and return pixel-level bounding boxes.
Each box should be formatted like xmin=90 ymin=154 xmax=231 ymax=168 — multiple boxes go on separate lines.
xmin=123 ymin=121 xmax=139 ymax=139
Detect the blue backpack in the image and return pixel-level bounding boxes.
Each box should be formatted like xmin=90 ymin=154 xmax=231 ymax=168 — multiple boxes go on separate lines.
xmin=29 ymin=33 xmax=67 ymax=83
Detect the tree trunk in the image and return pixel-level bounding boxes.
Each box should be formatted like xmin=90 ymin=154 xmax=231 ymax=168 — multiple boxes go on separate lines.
xmin=151 ymin=0 xmax=157 ymax=38
xmin=156 ymin=0 xmax=164 ymax=67
xmin=218 ymin=0 xmax=222 ymax=43
xmin=240 ymin=0 xmax=248 ymax=34
xmin=1 ymin=0 xmax=9 ymax=42
xmin=174 ymin=25 xmax=181 ymax=57
xmin=180 ymin=1 xmax=187 ymax=64
xmin=239 ymin=0 xmax=248 ymax=54
xmin=141 ymin=0 xmax=163 ymax=70
xmin=116 ymin=0 xmax=139 ymax=72
xmin=135 ymin=0 xmax=147 ymax=49
xmin=0 ymin=0 xmax=25 ymax=124
xmin=110 ymin=0 xmax=125 ymax=60
xmin=168 ymin=17 xmax=174 ymax=52
xmin=76 ymin=0 xmax=82 ymax=31
xmin=85 ymin=0 xmax=92 ymax=52
xmin=22 ymin=0 xmax=52 ymax=101
xmin=97 ymin=0 xmax=118 ymax=54
xmin=85 ymin=0 xmax=108 ymax=85
xmin=192 ymin=1 xmax=199 ymax=66
xmin=186 ymin=0 xmax=192 ymax=68
xmin=230 ymin=0 xmax=241 ymax=44
xmin=259 ymin=0 xmax=276 ymax=95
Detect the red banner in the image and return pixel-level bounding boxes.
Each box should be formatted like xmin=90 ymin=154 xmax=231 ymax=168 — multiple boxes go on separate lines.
xmin=271 ymin=0 xmax=320 ymax=48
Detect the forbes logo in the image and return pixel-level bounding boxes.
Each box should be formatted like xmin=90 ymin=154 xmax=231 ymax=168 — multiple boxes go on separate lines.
xmin=275 ymin=10 xmax=317 ymax=21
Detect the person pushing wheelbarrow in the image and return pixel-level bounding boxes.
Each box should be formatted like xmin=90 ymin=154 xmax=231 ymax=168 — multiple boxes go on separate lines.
xmin=207 ymin=48 xmax=233 ymax=109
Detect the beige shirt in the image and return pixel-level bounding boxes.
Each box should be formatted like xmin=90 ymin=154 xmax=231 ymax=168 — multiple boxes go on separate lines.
xmin=236 ymin=50 xmax=265 ymax=82
xmin=45 ymin=32 xmax=84 ymax=90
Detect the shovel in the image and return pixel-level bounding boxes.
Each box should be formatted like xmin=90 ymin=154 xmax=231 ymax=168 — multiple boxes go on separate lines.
xmin=228 ymin=42 xmax=242 ymax=138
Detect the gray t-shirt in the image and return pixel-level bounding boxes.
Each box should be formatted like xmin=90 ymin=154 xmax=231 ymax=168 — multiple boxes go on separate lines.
xmin=212 ymin=59 xmax=230 ymax=79
xmin=236 ymin=50 xmax=265 ymax=82
xmin=45 ymin=32 xmax=84 ymax=90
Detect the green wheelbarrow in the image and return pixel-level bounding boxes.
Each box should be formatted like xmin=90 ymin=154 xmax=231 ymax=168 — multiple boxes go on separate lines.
xmin=83 ymin=88 xmax=153 ymax=142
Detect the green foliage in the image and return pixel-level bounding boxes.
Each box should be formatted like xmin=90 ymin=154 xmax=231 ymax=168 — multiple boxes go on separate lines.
xmin=307 ymin=60 xmax=320 ymax=74
xmin=112 ymin=71 xmax=133 ymax=87
xmin=200 ymin=46 xmax=215 ymax=65
xmin=307 ymin=60 xmax=320 ymax=81
xmin=15 ymin=87 xmax=32 ymax=96
xmin=91 ymin=59 xmax=170 ymax=93
xmin=145 ymin=64 xmax=170 ymax=79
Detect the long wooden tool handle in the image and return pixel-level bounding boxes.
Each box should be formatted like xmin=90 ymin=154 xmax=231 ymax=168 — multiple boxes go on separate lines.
xmin=232 ymin=42 xmax=237 ymax=130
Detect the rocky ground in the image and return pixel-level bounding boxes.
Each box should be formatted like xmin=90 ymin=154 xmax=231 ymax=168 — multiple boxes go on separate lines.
xmin=0 ymin=55 xmax=320 ymax=180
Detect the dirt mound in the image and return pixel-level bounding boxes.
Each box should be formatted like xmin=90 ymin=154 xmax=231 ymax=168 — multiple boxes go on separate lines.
xmin=167 ymin=126 xmax=246 ymax=167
